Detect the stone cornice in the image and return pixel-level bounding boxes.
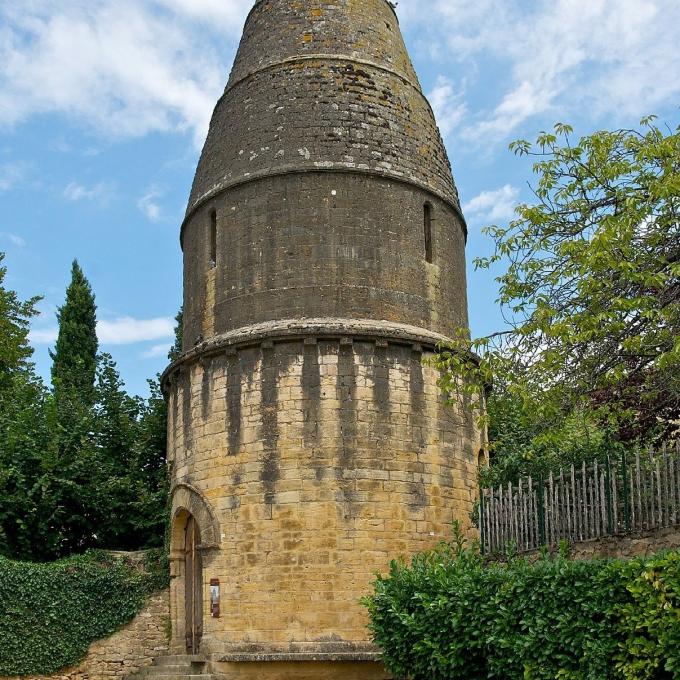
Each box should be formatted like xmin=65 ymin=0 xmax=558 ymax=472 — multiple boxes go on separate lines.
xmin=161 ymin=317 xmax=457 ymax=392
xmin=224 ymin=53 xmax=422 ymax=99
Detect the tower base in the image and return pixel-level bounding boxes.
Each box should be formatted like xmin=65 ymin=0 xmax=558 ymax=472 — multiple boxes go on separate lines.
xmin=209 ymin=658 xmax=389 ymax=680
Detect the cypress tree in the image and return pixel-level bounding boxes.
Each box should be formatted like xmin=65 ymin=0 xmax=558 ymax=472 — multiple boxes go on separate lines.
xmin=50 ymin=260 xmax=98 ymax=404
xmin=46 ymin=260 xmax=100 ymax=556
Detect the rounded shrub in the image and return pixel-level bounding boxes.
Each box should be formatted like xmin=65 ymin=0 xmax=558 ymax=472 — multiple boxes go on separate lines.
xmin=363 ymin=529 xmax=680 ymax=680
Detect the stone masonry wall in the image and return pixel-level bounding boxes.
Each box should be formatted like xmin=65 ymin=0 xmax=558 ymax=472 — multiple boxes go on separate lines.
xmin=168 ymin=338 xmax=482 ymax=656
xmin=227 ymin=0 xmax=417 ymax=89
xmin=3 ymin=591 xmax=170 ymax=680
xmin=187 ymin=0 xmax=459 ymax=224
xmin=182 ymin=174 xmax=468 ymax=350
xmin=189 ymin=60 xmax=457 ymax=216
xmin=518 ymin=528 xmax=680 ymax=562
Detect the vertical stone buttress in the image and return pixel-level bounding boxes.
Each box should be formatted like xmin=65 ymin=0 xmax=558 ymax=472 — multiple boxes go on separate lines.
xmin=163 ymin=1 xmax=483 ymax=678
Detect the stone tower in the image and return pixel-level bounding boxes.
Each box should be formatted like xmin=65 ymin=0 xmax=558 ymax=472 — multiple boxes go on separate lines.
xmin=162 ymin=1 xmax=483 ymax=678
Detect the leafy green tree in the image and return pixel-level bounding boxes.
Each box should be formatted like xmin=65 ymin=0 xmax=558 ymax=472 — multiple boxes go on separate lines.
xmin=0 ymin=374 xmax=53 ymax=559
xmin=129 ymin=378 xmax=169 ymax=548
xmin=40 ymin=409 xmax=102 ymax=556
xmin=0 ymin=254 xmax=55 ymax=559
xmin=95 ymin=354 xmax=140 ymax=474
xmin=168 ymin=306 xmax=183 ymax=363
xmin=481 ymin=379 xmax=611 ymax=487
xmin=0 ymin=253 xmax=40 ymax=380
xmin=50 ymin=260 xmax=98 ymax=407
xmin=0 ymin=255 xmax=170 ymax=560
xmin=437 ymin=118 xmax=680 ymax=453
xmin=92 ymin=357 xmax=168 ymax=549
xmin=91 ymin=353 xmax=143 ymax=548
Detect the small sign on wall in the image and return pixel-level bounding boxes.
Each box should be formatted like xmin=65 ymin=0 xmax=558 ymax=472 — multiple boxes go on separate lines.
xmin=210 ymin=578 xmax=220 ymax=618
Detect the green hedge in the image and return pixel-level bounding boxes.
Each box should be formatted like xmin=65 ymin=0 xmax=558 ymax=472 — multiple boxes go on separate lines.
xmin=363 ymin=532 xmax=680 ymax=680
xmin=0 ymin=550 xmax=169 ymax=676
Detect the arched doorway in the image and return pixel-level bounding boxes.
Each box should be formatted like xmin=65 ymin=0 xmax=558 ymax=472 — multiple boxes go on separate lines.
xmin=170 ymin=484 xmax=220 ymax=655
xmin=184 ymin=514 xmax=203 ymax=653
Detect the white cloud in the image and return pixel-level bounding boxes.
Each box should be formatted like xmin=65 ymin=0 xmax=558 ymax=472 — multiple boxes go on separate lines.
xmin=0 ymin=1 xmax=251 ymax=147
xmin=0 ymin=162 xmax=25 ymax=191
xmin=154 ymin=0 xmax=252 ymax=29
xmin=97 ymin=317 xmax=175 ymax=345
xmin=30 ymin=327 xmax=58 ymax=344
xmin=427 ymin=76 xmax=467 ymax=138
xmin=64 ymin=181 xmax=113 ymax=202
xmin=1 ymin=0 xmax=677 ymax=154
xmin=31 ymin=315 xmax=175 ymax=346
xmin=463 ymin=184 xmax=519 ymax=222
xmin=141 ymin=342 xmax=172 ymax=359
xmin=402 ymin=0 xmax=680 ymax=143
xmin=0 ymin=232 xmax=27 ymax=247
xmin=467 ymin=81 xmax=555 ymax=142
xmin=137 ymin=187 xmax=164 ymax=222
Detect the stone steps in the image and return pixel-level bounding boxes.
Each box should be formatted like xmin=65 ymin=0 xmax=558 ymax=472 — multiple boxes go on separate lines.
xmin=145 ymin=668 xmax=208 ymax=676
xmin=129 ymin=654 xmax=212 ymax=680
xmin=153 ymin=656 xmax=206 ymax=666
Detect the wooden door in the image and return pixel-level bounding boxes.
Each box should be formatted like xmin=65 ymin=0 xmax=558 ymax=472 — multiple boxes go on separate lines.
xmin=184 ymin=516 xmax=203 ymax=653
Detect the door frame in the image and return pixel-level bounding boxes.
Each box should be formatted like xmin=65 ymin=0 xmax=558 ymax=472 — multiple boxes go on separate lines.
xmin=184 ymin=514 xmax=203 ymax=654
xmin=169 ymin=485 xmax=221 ymax=655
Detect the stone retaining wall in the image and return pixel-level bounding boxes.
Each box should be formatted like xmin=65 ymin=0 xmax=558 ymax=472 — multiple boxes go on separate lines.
xmin=567 ymin=527 xmax=680 ymax=560
xmin=518 ymin=527 xmax=680 ymax=561
xmin=4 ymin=590 xmax=170 ymax=680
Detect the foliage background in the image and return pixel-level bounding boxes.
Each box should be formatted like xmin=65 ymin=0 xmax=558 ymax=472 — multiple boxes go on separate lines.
xmin=434 ymin=119 xmax=679 ymax=488
xmin=0 ymin=256 xmax=170 ymax=561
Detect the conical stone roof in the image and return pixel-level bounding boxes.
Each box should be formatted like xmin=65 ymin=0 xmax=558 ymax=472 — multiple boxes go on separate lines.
xmin=185 ymin=0 xmax=461 ymax=229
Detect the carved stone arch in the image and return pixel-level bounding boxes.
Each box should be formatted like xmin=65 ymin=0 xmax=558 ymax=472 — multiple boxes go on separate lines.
xmin=171 ymin=482 xmax=221 ymax=550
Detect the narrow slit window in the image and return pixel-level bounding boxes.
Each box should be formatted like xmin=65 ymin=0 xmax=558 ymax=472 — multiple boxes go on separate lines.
xmin=423 ymin=203 xmax=433 ymax=263
xmin=209 ymin=210 xmax=217 ymax=268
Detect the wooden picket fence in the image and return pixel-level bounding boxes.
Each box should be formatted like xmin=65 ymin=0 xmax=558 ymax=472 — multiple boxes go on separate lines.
xmin=479 ymin=442 xmax=680 ymax=554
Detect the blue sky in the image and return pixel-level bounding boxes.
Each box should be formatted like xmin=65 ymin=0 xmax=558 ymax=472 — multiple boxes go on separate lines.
xmin=1 ymin=0 xmax=678 ymax=396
